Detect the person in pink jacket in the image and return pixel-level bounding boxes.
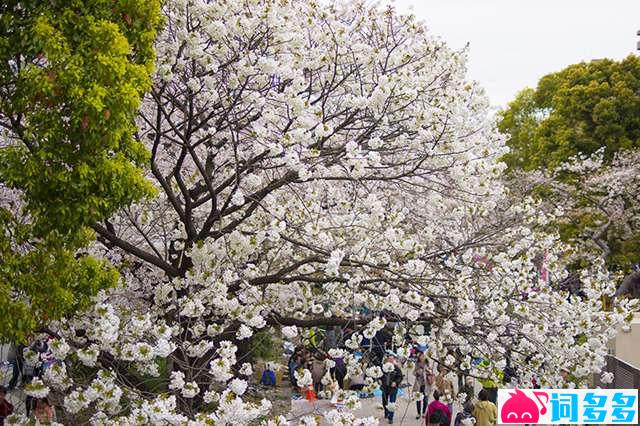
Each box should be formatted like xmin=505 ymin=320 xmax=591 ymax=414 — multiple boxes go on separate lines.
xmin=426 ymin=390 xmax=452 ymax=426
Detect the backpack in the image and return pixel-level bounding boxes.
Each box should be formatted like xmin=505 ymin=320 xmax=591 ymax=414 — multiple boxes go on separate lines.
xmin=261 ymin=369 xmax=276 ymax=386
xmin=454 ymin=411 xmax=474 ymax=426
xmin=429 ymin=408 xmax=448 ymax=426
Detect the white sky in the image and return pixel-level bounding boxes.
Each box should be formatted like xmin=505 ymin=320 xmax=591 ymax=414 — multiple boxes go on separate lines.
xmin=391 ymin=0 xmax=640 ymax=106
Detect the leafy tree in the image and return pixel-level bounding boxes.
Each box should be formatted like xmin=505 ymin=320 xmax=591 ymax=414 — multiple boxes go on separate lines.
xmin=499 ymin=55 xmax=640 ymax=171
xmin=0 ymin=0 xmax=162 ymax=341
xmin=500 ymin=56 xmax=640 ymax=273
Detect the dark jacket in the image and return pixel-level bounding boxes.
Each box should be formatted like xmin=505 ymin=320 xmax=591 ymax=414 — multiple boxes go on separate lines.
xmin=458 ymin=384 xmax=475 ymax=403
xmin=0 ymin=398 xmax=14 ymax=424
xmin=381 ymin=364 xmax=403 ymax=391
xmin=288 ymin=358 xmax=300 ymax=387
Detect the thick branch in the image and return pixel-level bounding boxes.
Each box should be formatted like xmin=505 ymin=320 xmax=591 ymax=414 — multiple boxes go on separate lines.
xmin=93 ymin=223 xmax=181 ymax=277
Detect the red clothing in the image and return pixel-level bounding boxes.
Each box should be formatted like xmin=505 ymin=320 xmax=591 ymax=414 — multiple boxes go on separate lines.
xmin=34 ymin=405 xmax=55 ymax=423
xmin=426 ymin=400 xmax=451 ymax=425
xmin=0 ymin=398 xmax=14 ymax=425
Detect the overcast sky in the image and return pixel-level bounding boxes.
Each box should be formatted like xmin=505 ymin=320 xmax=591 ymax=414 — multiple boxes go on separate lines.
xmin=391 ymin=0 xmax=640 ymax=107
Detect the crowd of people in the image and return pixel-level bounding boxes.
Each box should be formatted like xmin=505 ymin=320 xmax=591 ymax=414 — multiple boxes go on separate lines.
xmin=3 ymin=326 xmax=507 ymax=425
xmin=285 ymin=325 xmax=500 ymax=426
xmin=2 ymin=337 xmax=58 ymax=424
xmin=413 ymin=352 xmax=499 ymax=426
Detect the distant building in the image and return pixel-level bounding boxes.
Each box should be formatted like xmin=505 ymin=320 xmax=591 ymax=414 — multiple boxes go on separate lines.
xmin=612 ymin=272 xmax=640 ymax=369
xmin=611 ymin=312 xmax=640 ymax=370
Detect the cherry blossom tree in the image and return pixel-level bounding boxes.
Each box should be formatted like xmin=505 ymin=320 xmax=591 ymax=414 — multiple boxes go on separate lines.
xmin=509 ymin=149 xmax=640 ymax=294
xmin=9 ymin=0 xmax=637 ymax=424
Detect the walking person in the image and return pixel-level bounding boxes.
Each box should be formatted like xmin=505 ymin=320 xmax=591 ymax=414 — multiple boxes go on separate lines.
xmin=454 ymin=401 xmax=475 ymax=426
xmin=436 ymin=365 xmax=455 ymax=414
xmin=458 ymin=376 xmax=476 ymax=406
xmin=413 ymin=353 xmax=434 ymax=419
xmin=380 ymin=355 xmax=403 ymax=424
xmin=288 ymin=348 xmax=302 ymax=389
xmin=331 ymin=355 xmax=347 ymax=389
xmin=310 ymin=355 xmax=325 ymax=394
xmin=7 ymin=344 xmax=24 ymax=390
xmin=427 ymin=390 xmax=452 ymax=426
xmin=472 ymin=389 xmax=497 ymax=426
xmin=22 ymin=344 xmax=42 ymax=418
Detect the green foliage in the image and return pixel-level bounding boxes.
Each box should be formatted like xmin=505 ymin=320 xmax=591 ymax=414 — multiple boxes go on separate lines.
xmin=608 ymin=226 xmax=640 ymax=270
xmin=132 ymin=357 xmax=169 ymax=394
xmin=250 ymin=328 xmax=282 ymax=362
xmin=0 ymin=0 xmax=162 ymax=341
xmin=0 ymin=231 xmax=119 ymax=342
xmin=500 ymin=56 xmax=640 ymax=272
xmin=499 ymin=55 xmax=640 ymax=171
xmin=0 ymin=0 xmax=162 ymax=237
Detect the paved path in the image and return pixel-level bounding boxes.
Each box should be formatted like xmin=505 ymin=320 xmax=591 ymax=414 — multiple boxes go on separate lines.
xmin=1 ymin=361 xmax=27 ymax=416
xmin=288 ymin=362 xmax=471 ymax=425
xmin=354 ymin=392 xmax=427 ymax=426
xmin=1 ymin=347 xmax=25 ymax=416
xmin=291 ymin=391 xmax=428 ymax=426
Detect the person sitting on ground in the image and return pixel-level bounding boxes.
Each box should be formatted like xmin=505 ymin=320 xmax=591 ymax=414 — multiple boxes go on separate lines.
xmin=472 ymin=389 xmax=497 ymax=426
xmin=349 ymin=369 xmax=366 ymax=391
xmin=260 ymin=362 xmax=277 ymax=387
xmin=427 ymin=390 xmax=452 ymax=426
xmin=0 ymin=386 xmax=14 ymax=426
xmin=350 ymin=354 xmax=369 ymax=395
xmin=33 ymin=398 xmax=56 ymax=424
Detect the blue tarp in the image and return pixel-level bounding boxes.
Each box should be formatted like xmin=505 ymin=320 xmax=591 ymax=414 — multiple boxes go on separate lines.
xmin=373 ymin=388 xmax=405 ymax=397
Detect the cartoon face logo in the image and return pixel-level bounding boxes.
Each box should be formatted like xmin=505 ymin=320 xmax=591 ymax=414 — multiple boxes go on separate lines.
xmin=501 ymin=389 xmax=548 ymax=423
